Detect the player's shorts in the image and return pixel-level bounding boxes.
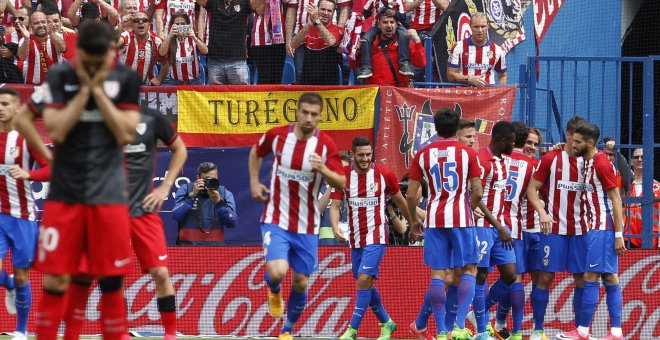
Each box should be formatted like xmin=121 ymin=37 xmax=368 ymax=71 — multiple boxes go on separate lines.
xmin=489 ymin=227 xmax=516 ymax=266
xmin=585 ymin=230 xmax=618 ymax=274
xmin=537 ymin=233 xmax=587 ymax=273
xmin=35 ymin=201 xmax=133 ymax=277
xmin=475 ymin=227 xmax=493 ymax=267
xmin=261 ymin=223 xmax=318 ymax=275
xmin=131 ymin=213 xmax=168 ymax=273
xmin=0 ymin=214 xmax=38 ymax=268
xmin=424 ymin=227 xmax=478 ymax=270
xmin=522 ymin=231 xmax=542 ymax=273
xmin=350 ymin=244 xmax=386 ymax=279
xmin=514 ymin=239 xmax=525 ymax=274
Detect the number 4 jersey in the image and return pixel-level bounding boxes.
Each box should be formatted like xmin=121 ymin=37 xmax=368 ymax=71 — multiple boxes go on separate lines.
xmin=409 ymin=138 xmax=481 ymax=228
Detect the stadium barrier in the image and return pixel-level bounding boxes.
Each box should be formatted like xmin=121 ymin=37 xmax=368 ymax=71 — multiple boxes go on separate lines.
xmin=1 ymin=248 xmax=658 ymax=338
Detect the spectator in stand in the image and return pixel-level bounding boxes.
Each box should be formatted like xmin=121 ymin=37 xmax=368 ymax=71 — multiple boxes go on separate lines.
xmin=17 ymin=10 xmax=65 ymax=85
xmin=249 ymin=0 xmax=285 ymax=84
xmin=153 ymin=0 xmax=196 ymax=38
xmin=117 ymin=11 xmax=168 ymax=85
xmin=602 ymin=136 xmax=633 ymax=193
xmin=67 ymin=0 xmax=119 ymax=27
xmin=0 ymin=37 xmax=22 ymax=83
xmin=408 ymin=0 xmax=447 ymax=80
xmin=158 ymin=12 xmax=207 ymax=85
xmin=447 ymin=12 xmax=507 ymax=87
xmin=360 ymin=8 xmax=425 ymax=87
xmin=0 ymin=0 xmax=20 ymax=28
xmin=118 ymin=0 xmax=139 ymax=32
xmin=285 ymin=0 xmax=350 ymax=83
xmin=625 ymin=148 xmax=660 ymax=248
xmin=4 ymin=6 xmax=30 ymax=44
xmin=290 ymin=0 xmax=342 ymax=85
xmin=172 ymin=161 xmax=238 ymax=245
xmin=41 ymin=1 xmax=77 ymax=62
xmin=198 ymin=0 xmax=259 ymax=85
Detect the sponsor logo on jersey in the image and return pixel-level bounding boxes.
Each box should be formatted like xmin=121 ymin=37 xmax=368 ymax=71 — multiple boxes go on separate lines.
xmin=276 ymin=166 xmax=314 ymax=182
xmin=348 ymin=197 xmax=379 ymax=207
xmin=556 ymin=180 xmax=586 ymax=192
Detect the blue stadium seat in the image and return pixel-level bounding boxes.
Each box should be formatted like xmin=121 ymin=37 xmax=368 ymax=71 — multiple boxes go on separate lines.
xmin=199 ymin=55 xmax=207 ymax=85
xmin=281 ymin=55 xmax=296 ymax=84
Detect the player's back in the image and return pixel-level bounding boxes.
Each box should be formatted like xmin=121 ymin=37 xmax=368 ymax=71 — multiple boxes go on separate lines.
xmin=477 ymin=147 xmax=508 ymax=227
xmin=410 ymin=138 xmax=480 ymax=229
xmin=502 ymin=150 xmax=536 ymax=239
xmin=582 ymin=152 xmax=618 ymax=231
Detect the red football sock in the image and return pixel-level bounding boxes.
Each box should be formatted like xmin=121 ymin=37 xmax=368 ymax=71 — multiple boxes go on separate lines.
xmin=36 ymin=290 xmax=68 ymax=340
xmin=63 ymin=281 xmax=91 ymax=340
xmin=161 ymin=311 xmax=177 ymax=335
xmin=101 ymin=290 xmax=128 ymax=340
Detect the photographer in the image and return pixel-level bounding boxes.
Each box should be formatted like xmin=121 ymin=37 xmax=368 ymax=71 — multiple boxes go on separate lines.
xmin=387 ymin=173 xmax=427 ymax=245
xmin=172 ymin=161 xmax=237 ymax=245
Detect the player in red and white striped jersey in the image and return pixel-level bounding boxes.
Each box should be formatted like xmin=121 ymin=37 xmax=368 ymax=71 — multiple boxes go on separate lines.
xmin=407 ymin=108 xmax=485 ymax=339
xmin=249 ymin=92 xmax=345 ymax=340
xmin=330 ymin=136 xmax=412 ymax=339
xmin=471 ymin=121 xmax=516 ymax=339
xmin=525 ymin=116 xmax=589 ymax=339
xmin=447 ymin=12 xmax=507 ymax=87
xmin=158 ymin=12 xmax=207 ymax=85
xmin=153 ymin=0 xmax=196 ymax=38
xmin=16 ymin=10 xmax=65 ymax=85
xmin=0 ymin=87 xmax=49 ymax=340
xmin=564 ymin=121 xmax=626 ymax=340
xmin=118 ymin=11 xmax=167 ymax=85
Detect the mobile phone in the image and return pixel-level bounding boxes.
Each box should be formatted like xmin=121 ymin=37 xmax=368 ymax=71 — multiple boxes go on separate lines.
xmin=177 ymin=24 xmax=189 ymax=34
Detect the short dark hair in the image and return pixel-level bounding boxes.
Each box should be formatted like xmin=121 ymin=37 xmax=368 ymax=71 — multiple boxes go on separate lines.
xmin=197 ymin=162 xmax=217 ymax=176
xmin=433 ymin=108 xmax=460 ymax=138
xmin=458 ymin=119 xmax=475 ymax=130
xmin=511 ymin=121 xmax=528 ymax=148
xmin=378 ymin=8 xmax=397 ymax=21
xmin=491 ymin=121 xmax=515 ymax=140
xmin=351 ymin=136 xmax=372 ymax=151
xmin=602 ymin=136 xmax=615 ymax=144
xmin=40 ymin=0 xmax=60 ymax=16
xmin=574 ymin=122 xmax=600 ymax=143
xmin=566 ymin=115 xmax=586 ymax=134
xmin=0 ymin=86 xmax=20 ymax=98
xmin=81 ymin=2 xmax=101 ymax=20
xmin=77 ymin=20 xmax=114 ymax=55
xmin=297 ymin=92 xmax=323 ymax=111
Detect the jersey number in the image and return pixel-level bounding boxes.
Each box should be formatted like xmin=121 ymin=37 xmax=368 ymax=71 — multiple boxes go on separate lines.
xmin=39 ymin=226 xmax=60 ymax=252
xmin=430 ymin=162 xmax=458 ymax=192
xmin=505 ymin=170 xmax=519 ymax=201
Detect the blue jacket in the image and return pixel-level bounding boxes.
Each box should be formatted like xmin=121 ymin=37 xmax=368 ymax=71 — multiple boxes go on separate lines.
xmin=172 ymin=182 xmax=237 ymax=245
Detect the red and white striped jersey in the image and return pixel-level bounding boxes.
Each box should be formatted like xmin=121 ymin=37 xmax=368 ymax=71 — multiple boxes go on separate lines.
xmin=410 ymin=0 xmax=440 ymax=31
xmin=521 ymin=157 xmax=540 ymax=233
xmin=288 ymin=0 xmax=350 ymax=35
xmin=0 ymin=131 xmax=49 ymax=221
xmin=581 ymin=152 xmax=618 ymax=231
xmin=477 ymin=147 xmax=507 ymax=227
xmin=5 ymin=31 xmax=19 ymax=44
xmin=117 ymin=31 xmax=162 ymax=83
xmin=155 ymin=0 xmax=196 ymax=37
xmin=166 ymin=37 xmax=200 ymax=81
xmin=501 ymin=150 xmax=536 ymax=239
xmin=0 ymin=0 xmax=23 ymax=26
xmin=410 ymin=138 xmax=481 ymax=229
xmin=251 ymin=3 xmax=287 ymax=47
xmin=330 ymin=163 xmax=399 ymax=248
xmin=448 ymin=37 xmax=507 ymax=85
xmin=532 ymin=149 xmax=588 ymax=235
xmin=19 ymin=36 xmax=61 ymax=85
xmin=255 ymin=125 xmax=344 ymax=235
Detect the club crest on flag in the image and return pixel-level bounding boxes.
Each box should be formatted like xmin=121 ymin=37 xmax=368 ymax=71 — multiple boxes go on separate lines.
xmin=103 ymin=80 xmax=120 ymax=99
xmin=136 ymin=123 xmax=147 ymax=135
xmin=412 ymin=100 xmax=463 ymax=155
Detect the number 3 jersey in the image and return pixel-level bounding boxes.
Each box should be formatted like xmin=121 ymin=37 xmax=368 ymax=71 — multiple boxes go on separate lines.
xmin=409 ymin=138 xmax=481 ymax=229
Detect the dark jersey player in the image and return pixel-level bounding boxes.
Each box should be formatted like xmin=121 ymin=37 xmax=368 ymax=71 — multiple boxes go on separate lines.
xmin=34 ymin=20 xmax=142 ymax=340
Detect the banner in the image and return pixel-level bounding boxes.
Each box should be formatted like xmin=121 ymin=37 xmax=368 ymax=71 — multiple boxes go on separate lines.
xmin=376 ymin=86 xmax=516 ymax=179
xmin=1 ymin=248 xmax=658 ymax=338
xmin=533 ymin=0 xmax=564 ymax=44
xmin=176 ymin=85 xmax=379 ymax=149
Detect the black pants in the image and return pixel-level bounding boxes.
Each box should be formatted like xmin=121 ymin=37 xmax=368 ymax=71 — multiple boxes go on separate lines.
xmin=250 ymin=44 xmax=286 ymax=84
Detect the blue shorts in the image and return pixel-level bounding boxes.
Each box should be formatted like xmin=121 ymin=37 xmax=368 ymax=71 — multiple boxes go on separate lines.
xmin=537 ymin=234 xmax=587 ymax=273
xmin=475 ymin=227 xmax=493 ymax=267
xmin=522 ymin=231 xmax=542 ymax=273
xmin=424 ymin=227 xmax=478 ymax=270
xmin=476 ymin=227 xmax=515 ymax=268
xmin=585 ymin=230 xmax=618 ymax=274
xmin=514 ymin=239 xmax=525 ymax=274
xmin=261 ymin=223 xmax=318 ymax=275
xmin=350 ymin=244 xmax=386 ymax=279
xmin=0 ymin=214 xmax=38 ymax=268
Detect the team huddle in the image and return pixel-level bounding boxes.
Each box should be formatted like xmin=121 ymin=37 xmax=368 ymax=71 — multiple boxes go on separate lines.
xmin=250 ymin=98 xmax=627 ymax=340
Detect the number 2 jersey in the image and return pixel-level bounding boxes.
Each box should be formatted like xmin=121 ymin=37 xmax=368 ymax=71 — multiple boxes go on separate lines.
xmin=409 ymin=138 xmax=481 ymax=229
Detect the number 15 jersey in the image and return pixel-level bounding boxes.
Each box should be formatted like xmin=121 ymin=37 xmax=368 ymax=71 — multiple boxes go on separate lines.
xmin=409 ymin=138 xmax=481 ymax=229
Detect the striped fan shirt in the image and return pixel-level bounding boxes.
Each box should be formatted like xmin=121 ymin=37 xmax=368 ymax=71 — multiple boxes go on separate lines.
xmin=117 ymin=30 xmax=162 ymax=83
xmin=20 ymin=35 xmax=61 ymax=85
xmin=448 ymin=37 xmax=507 ymax=85
xmin=410 ymin=0 xmax=440 ymax=31
xmin=166 ymin=37 xmax=200 ymax=81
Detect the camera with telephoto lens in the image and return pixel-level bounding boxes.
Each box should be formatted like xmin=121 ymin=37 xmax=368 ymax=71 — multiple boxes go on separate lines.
xmin=203 ymin=177 xmax=220 ymax=190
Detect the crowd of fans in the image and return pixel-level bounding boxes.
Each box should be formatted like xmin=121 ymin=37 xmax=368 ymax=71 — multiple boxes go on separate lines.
xmin=0 ymin=0 xmax=463 ymax=86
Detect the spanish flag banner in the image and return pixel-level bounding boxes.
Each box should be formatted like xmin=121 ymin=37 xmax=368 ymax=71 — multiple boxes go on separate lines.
xmin=177 ymin=85 xmax=379 ymax=149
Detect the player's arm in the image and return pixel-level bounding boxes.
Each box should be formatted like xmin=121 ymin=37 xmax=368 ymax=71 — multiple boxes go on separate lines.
xmin=607 ymin=187 xmax=627 ymax=255
xmin=405 ymin=179 xmax=423 ymax=241
xmin=329 ymin=199 xmax=347 ymax=242
xmin=469 ymin=177 xmax=483 ymax=210
xmin=248 ymin=145 xmax=270 ymax=202
xmin=143 ymin=136 xmax=188 ymax=212
xmin=14 ymin=105 xmax=52 ymax=163
xmin=526 ymin=177 xmax=553 ymax=233
xmin=318 ymin=185 xmax=332 ymax=212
